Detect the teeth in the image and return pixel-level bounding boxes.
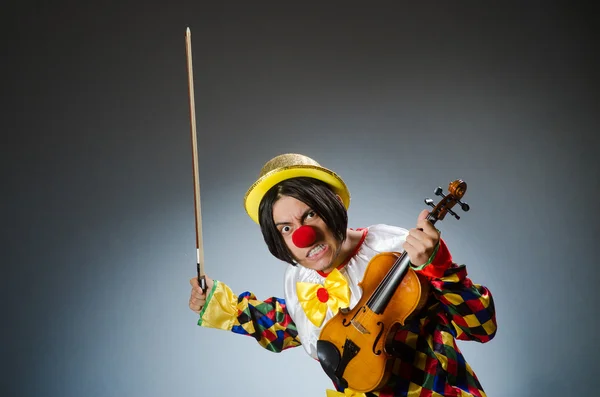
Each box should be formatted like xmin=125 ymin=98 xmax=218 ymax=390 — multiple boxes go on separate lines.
xmin=308 ymin=244 xmax=325 ymax=258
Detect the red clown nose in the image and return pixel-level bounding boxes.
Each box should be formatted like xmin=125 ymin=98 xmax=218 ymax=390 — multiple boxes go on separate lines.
xmin=292 ymin=225 xmax=317 ymax=248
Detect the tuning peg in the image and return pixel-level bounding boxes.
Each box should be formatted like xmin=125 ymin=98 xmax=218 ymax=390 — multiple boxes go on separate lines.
xmin=425 ymin=198 xmax=462 ymax=219
xmin=447 ymin=208 xmax=461 ymax=220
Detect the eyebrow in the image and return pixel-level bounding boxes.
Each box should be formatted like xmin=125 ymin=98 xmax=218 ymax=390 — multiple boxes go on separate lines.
xmin=275 ymin=208 xmax=313 ymax=227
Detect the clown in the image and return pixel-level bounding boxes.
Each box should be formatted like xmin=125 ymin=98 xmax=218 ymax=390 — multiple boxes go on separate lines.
xmin=189 ymin=153 xmax=497 ymax=397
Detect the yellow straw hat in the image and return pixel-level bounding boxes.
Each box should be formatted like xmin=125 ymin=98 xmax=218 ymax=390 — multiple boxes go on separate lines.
xmin=244 ymin=153 xmax=351 ymax=224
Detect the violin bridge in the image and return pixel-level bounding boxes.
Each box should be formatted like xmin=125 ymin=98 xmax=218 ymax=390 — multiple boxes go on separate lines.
xmin=350 ymin=320 xmax=370 ymax=334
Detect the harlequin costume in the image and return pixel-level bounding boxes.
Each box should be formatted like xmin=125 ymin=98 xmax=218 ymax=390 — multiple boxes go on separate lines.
xmin=197 ymin=154 xmax=497 ymax=397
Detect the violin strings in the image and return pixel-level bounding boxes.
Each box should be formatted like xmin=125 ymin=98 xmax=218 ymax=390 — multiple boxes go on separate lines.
xmin=365 ymin=257 xmax=400 ymax=309
xmin=365 ymin=252 xmax=406 ymax=310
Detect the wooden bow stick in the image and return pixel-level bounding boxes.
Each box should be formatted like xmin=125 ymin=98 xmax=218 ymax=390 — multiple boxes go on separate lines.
xmin=185 ymin=27 xmax=207 ymax=293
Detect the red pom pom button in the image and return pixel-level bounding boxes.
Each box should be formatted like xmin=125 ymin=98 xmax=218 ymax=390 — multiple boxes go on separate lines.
xmin=317 ymin=287 xmax=329 ymax=302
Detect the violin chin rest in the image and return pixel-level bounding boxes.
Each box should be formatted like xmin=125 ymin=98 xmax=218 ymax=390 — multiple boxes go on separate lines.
xmin=317 ymin=340 xmax=347 ymax=389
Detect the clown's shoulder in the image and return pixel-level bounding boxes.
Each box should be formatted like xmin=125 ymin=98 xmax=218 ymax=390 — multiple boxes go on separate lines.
xmin=361 ymin=224 xmax=409 ymax=253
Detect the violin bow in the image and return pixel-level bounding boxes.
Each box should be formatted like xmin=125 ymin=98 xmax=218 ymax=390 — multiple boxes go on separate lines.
xmin=185 ymin=27 xmax=207 ymax=293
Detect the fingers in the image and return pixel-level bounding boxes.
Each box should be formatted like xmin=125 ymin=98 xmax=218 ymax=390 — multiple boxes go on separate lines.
xmin=189 ymin=295 xmax=206 ymax=314
xmin=403 ymin=210 xmax=441 ymax=267
xmin=189 ymin=293 xmax=206 ymax=314
xmin=189 ymin=277 xmax=207 ymax=314
xmin=415 ymin=210 xmax=437 ymax=234
xmin=406 ymin=227 xmax=438 ymax=249
xmin=417 ymin=209 xmax=430 ymax=222
xmin=190 ymin=276 xmax=214 ymax=291
xmin=404 ymin=231 xmax=431 ymax=267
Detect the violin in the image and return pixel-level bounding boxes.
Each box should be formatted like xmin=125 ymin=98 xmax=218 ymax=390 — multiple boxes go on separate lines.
xmin=316 ymin=180 xmax=470 ymax=393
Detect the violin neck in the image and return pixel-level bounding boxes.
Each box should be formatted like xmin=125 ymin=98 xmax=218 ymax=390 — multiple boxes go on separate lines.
xmin=366 ymin=216 xmax=438 ymax=314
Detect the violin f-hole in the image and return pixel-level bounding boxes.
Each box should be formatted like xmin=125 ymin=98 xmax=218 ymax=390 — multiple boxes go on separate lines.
xmin=372 ymin=321 xmax=385 ymax=355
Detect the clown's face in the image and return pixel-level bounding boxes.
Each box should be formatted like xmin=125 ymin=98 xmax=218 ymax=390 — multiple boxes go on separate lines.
xmin=272 ymin=195 xmax=343 ymax=273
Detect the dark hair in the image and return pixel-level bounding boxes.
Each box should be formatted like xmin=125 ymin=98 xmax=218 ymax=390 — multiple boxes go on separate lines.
xmin=258 ymin=177 xmax=348 ymax=265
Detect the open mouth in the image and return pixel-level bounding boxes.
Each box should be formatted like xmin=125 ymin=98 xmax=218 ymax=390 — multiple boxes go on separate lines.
xmin=307 ymin=244 xmax=327 ymax=258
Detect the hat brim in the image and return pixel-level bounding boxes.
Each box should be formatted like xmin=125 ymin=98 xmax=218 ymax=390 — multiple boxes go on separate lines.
xmin=244 ymin=165 xmax=350 ymax=224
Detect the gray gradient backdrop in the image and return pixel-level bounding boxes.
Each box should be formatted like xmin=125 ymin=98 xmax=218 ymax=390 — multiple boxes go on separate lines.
xmin=3 ymin=2 xmax=598 ymax=397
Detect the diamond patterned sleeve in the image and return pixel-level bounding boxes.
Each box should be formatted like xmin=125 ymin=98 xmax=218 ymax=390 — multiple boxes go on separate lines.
xmin=418 ymin=240 xmax=498 ymax=343
xmin=430 ymin=266 xmax=497 ymax=342
xmin=198 ymin=280 xmax=301 ymax=352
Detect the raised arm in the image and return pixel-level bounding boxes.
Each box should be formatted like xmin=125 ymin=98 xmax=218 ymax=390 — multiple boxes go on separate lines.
xmin=414 ymin=239 xmax=497 ymax=342
xmin=190 ymin=277 xmax=301 ymax=352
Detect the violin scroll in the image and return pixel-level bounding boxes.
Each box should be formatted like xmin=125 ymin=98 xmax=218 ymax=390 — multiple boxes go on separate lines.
xmin=424 ymin=179 xmax=470 ymax=222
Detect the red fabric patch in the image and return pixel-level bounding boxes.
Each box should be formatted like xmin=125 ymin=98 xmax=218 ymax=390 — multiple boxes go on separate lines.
xmin=419 ymin=389 xmax=433 ymax=397
xmin=392 ymin=328 xmax=410 ymax=343
xmin=446 ymin=357 xmax=458 ymax=377
xmin=452 ymin=314 xmax=468 ymax=328
xmin=424 ymin=355 xmax=438 ymax=375
xmin=317 ymin=287 xmax=329 ymax=302
xmin=466 ymin=297 xmax=486 ymax=312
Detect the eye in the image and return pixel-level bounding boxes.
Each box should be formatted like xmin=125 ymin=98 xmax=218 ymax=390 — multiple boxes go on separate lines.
xmin=306 ymin=211 xmax=317 ymax=220
xmin=280 ymin=225 xmax=292 ymax=235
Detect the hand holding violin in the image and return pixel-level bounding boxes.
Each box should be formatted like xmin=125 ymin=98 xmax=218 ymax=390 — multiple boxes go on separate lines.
xmin=403 ymin=209 xmax=440 ymax=267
